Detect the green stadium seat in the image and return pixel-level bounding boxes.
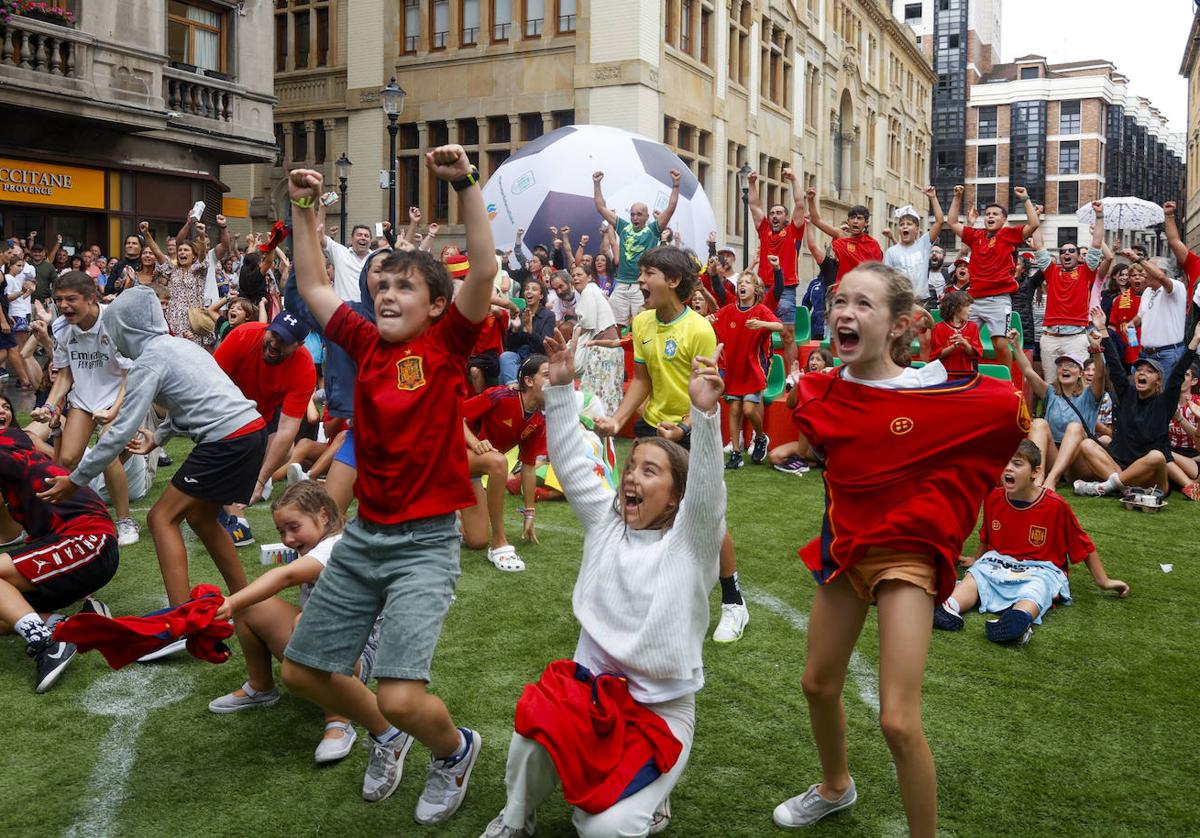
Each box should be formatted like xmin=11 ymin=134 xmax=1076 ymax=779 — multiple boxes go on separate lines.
xmin=763 ymin=355 xmax=786 ymax=404
xmin=795 ymin=306 xmax=812 ymax=342
xmin=980 ymin=363 xmax=1012 ymax=381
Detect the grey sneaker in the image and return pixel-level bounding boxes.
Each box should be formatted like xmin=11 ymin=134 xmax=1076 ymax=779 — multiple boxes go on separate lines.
xmin=1073 ymin=479 xmax=1106 ymax=497
xmin=414 ymin=727 xmax=482 ymax=824
xmin=648 ymin=795 xmax=671 ymax=834
xmin=208 ymin=682 xmax=281 ymax=714
xmin=773 ymin=779 xmax=857 ymax=827
xmin=362 ymin=732 xmax=415 ymax=802
xmin=116 ymin=517 xmax=140 ymax=546
xmin=480 ymin=811 xmax=536 ymax=837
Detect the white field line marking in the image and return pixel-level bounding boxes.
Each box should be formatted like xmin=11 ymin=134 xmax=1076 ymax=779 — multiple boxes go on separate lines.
xmin=742 ymin=587 xmax=880 ymax=715
xmin=64 ymin=667 xmax=194 ymax=838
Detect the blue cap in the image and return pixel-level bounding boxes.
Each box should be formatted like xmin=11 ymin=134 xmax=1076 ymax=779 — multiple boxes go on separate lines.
xmin=267 ymin=310 xmax=309 ymax=345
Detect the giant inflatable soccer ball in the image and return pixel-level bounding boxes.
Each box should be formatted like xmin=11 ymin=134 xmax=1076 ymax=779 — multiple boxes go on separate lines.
xmin=483 ymin=124 xmax=719 ymax=259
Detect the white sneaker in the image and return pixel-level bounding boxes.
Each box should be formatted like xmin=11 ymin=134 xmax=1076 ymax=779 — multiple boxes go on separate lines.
xmin=773 ymin=779 xmax=857 ymax=827
xmin=208 ymin=683 xmax=281 ymax=714
xmin=116 ymin=517 xmax=140 ymax=546
xmin=286 ymin=462 xmax=308 ymax=486
xmin=415 ymin=728 xmax=482 ymax=824
xmin=260 ymin=477 xmax=273 ymax=500
xmin=480 ymin=811 xmax=536 ymax=837
xmin=1072 ymin=479 xmax=1106 ymax=497
xmin=712 ymin=601 xmax=750 ymax=643
xmin=137 ymin=637 xmax=188 ymax=663
xmin=314 ymin=721 xmax=357 ymax=764
xmin=362 ymin=731 xmax=415 ymax=802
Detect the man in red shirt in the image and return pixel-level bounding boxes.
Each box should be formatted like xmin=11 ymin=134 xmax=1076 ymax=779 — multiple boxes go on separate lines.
xmin=1163 ymin=200 xmax=1200 ymax=325
xmin=748 ymin=166 xmax=805 ymax=367
xmin=1029 ymin=201 xmax=1107 ymax=366
xmin=933 ymin=440 xmax=1127 ymax=644
xmin=946 ymin=184 xmax=1041 ymax=369
xmin=804 ymin=187 xmax=883 ymax=291
xmin=214 ymin=311 xmax=316 ymax=511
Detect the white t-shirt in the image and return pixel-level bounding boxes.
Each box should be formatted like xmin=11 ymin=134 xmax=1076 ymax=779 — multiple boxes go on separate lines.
xmin=882 ymin=233 xmax=933 ymax=300
xmin=51 ymin=305 xmax=133 ymax=412
xmin=203 ymin=250 xmax=220 ymax=307
xmin=1138 ymin=278 xmax=1188 ymax=348
xmin=323 ymin=236 xmax=366 ymax=303
xmin=5 ymin=270 xmax=32 ymax=319
xmin=573 ymin=282 xmax=618 ymax=365
xmin=298 ymin=532 xmax=342 ymax=608
xmin=842 ymin=359 xmax=949 ymax=389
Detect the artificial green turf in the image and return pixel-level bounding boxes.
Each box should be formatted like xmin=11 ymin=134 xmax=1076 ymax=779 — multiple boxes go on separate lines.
xmin=2 ymin=436 xmax=1195 ymax=837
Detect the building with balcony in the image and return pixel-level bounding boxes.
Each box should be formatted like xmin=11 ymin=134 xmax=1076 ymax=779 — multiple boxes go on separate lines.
xmin=966 ymin=56 xmax=1184 ymax=253
xmin=1180 ymin=9 xmax=1200 ymax=250
xmin=0 ymin=1 xmax=276 ymax=255
xmin=239 ymin=0 xmax=934 ymax=269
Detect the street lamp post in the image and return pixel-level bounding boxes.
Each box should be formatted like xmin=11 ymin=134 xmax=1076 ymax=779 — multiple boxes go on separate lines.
xmin=335 ymin=153 xmax=352 ymax=246
xmin=737 ymin=163 xmax=752 ymax=270
xmin=380 ymin=77 xmax=407 ymax=233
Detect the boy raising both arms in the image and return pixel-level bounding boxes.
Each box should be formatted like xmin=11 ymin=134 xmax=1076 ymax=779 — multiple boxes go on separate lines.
xmin=280 ymin=146 xmax=492 ymax=824
xmin=934 ymin=440 xmax=1128 ymax=646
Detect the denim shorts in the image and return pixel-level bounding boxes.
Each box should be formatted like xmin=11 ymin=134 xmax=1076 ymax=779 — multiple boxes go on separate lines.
xmin=775 ymin=285 xmax=797 ymax=327
xmin=967 ymin=552 xmax=1071 ymax=624
xmin=284 ymin=513 xmax=461 ymax=681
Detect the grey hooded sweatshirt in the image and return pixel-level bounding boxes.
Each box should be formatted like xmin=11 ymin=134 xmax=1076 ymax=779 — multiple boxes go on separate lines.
xmin=69 ymin=285 xmax=261 ymax=487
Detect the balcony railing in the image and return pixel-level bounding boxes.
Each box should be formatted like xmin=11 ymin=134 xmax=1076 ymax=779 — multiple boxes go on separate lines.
xmin=0 ymin=15 xmax=83 ymax=78
xmin=164 ymin=67 xmax=233 ymax=121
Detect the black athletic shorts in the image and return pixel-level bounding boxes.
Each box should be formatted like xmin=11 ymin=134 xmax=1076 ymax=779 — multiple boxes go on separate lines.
xmin=468 ymin=350 xmax=500 ymax=382
xmin=13 ymin=532 xmax=119 ymax=612
xmin=172 ymin=428 xmax=268 ymax=505
xmin=265 ymin=405 xmax=317 ymax=442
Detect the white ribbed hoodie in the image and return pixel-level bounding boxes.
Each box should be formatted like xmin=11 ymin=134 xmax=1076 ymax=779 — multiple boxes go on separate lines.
xmin=544 ymin=385 xmax=725 ymax=692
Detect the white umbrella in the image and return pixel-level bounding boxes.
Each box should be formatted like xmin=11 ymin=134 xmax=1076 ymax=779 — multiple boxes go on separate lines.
xmin=1075 ymin=197 xmax=1164 ymax=231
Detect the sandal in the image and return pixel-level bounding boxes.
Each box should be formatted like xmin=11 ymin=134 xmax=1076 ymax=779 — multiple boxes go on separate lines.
xmin=487 ymin=545 xmax=526 ymax=572
xmin=1184 ymin=482 xmax=1200 ymax=502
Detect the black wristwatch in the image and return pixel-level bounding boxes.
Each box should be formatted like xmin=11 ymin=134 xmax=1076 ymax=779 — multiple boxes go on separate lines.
xmin=451 ymin=165 xmax=480 ymax=193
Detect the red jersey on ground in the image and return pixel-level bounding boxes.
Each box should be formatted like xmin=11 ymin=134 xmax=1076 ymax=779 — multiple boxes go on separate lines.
xmin=1109 ymin=290 xmax=1142 ymax=365
xmin=930 ymin=320 xmax=984 ymax=376
xmin=0 ymin=428 xmax=114 ymax=539
xmin=1042 ymin=262 xmax=1096 ymax=328
xmin=831 ymin=234 xmax=883 ymax=286
xmin=213 ymin=321 xmax=316 ymax=420
xmin=463 ymin=385 xmax=547 ymax=466
xmin=713 ymin=302 xmax=778 ymax=396
xmin=756 ymin=217 xmax=804 ymax=287
xmin=979 ymin=487 xmax=1094 ymax=572
xmin=792 ymin=371 xmax=1029 ymax=603
xmin=960 ymin=226 xmax=1024 ymax=298
xmin=326 ymin=302 xmax=482 ymax=525
xmin=471 ymin=309 xmax=509 ymax=356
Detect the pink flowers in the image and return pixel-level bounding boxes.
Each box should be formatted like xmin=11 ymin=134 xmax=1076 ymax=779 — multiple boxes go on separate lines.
xmin=1 ymin=0 xmax=77 ymax=25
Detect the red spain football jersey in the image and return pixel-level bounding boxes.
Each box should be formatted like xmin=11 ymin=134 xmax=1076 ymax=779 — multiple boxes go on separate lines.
xmin=930 ymin=320 xmax=983 ymax=377
xmin=792 ymin=371 xmax=1030 ymax=603
xmin=978 ymin=487 xmax=1095 ymax=571
xmin=472 ymin=309 xmax=509 ymax=356
xmin=960 ymin=226 xmax=1024 ymax=298
xmin=831 ymin=234 xmax=883 ymax=285
xmin=1042 ymin=261 xmax=1096 ymax=328
xmin=756 ymin=217 xmax=804 ymax=288
xmin=326 ymin=302 xmax=482 ymax=525
xmin=713 ymin=302 xmax=779 ymax=396
xmin=463 ymin=385 xmax=547 ymax=466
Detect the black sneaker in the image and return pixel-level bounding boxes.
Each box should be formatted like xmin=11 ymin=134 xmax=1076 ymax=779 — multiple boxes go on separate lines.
xmin=985 ymin=609 xmax=1034 ymax=645
xmin=29 ymin=640 xmax=77 ymax=693
xmin=933 ymin=604 xmax=964 ymax=631
xmin=750 ymin=433 xmax=770 ymax=464
xmin=78 ymin=597 xmax=112 ymax=619
xmin=725 ymin=451 xmax=744 ymax=470
xmin=157 ymin=453 xmax=173 ymax=467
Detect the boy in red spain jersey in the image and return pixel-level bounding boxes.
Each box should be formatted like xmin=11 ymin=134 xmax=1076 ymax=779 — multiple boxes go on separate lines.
xmin=946 ymin=184 xmax=1041 ymax=369
xmin=748 ymin=166 xmax=805 ymax=368
xmin=713 ymin=270 xmax=782 ymax=469
xmin=1029 ymin=202 xmax=1108 ymax=367
xmin=461 ymin=354 xmax=549 ymax=572
xmin=804 ymin=186 xmax=883 ymax=290
xmin=934 ymin=440 xmax=1128 ymax=645
xmin=773 ymin=263 xmax=1028 ymax=836
xmin=280 ymin=146 xmax=490 ymax=823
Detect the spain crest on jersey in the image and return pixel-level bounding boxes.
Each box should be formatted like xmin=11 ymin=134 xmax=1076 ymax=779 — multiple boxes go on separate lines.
xmin=395 ymin=356 xmax=426 ymax=391
xmin=1028 ymin=525 xmax=1047 ymax=547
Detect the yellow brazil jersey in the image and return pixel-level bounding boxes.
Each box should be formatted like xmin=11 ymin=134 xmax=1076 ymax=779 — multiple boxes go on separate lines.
xmin=632 ymin=306 xmax=717 ymax=428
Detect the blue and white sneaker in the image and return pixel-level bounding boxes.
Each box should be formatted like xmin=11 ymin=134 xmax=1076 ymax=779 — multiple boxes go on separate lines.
xmin=933 ymin=604 xmax=964 ymax=631
xmin=218 ymin=510 xmax=255 ymax=547
xmin=985 ymin=609 xmax=1034 ymax=645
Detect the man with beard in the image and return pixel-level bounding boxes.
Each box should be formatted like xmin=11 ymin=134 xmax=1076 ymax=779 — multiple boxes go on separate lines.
xmin=214 ymin=310 xmax=317 ymax=541
xmin=748 ymin=166 xmax=805 ymax=367
xmin=926 ymin=245 xmax=949 ymax=304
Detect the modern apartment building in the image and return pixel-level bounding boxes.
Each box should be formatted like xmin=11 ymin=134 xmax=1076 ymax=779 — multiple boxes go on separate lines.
xmin=238 ymin=0 xmax=935 ymax=267
xmin=967 ymin=56 xmax=1183 ymax=252
xmin=0 ymin=1 xmax=277 ymax=254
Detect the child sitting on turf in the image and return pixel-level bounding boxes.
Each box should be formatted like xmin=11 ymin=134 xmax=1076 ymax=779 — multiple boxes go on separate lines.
xmin=280 ymin=147 xmax=490 ymax=824
xmin=1015 ymin=327 xmax=1107 ymax=489
xmin=480 ymin=332 xmax=725 ymax=838
xmin=714 ymin=270 xmax=782 ymax=469
xmin=929 ymin=290 xmax=982 ymax=377
xmin=934 ymin=440 xmax=1128 ymax=645
xmin=461 ymin=354 xmax=549 ymax=572
xmin=775 ymin=262 xmax=1028 ymax=836
xmin=209 ymin=481 xmax=364 ymax=764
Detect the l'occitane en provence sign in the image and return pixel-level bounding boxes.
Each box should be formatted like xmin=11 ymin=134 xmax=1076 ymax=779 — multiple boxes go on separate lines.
xmin=0 ymin=159 xmax=105 ymax=210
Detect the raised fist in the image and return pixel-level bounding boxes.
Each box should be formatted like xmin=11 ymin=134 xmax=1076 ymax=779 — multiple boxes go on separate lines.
xmin=1013 ymin=186 xmax=1029 ymax=200
xmin=669 ymin=169 xmax=682 ymax=185
xmin=1163 ymin=201 xmax=1176 ymax=217
xmin=592 ymin=171 xmax=604 ymax=183
xmin=953 ymin=185 xmax=965 ymax=197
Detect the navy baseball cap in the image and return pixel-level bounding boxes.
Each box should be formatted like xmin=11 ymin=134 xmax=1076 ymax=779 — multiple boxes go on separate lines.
xmin=1134 ymin=356 xmax=1165 ymax=377
xmin=267 ymin=310 xmax=309 ymax=345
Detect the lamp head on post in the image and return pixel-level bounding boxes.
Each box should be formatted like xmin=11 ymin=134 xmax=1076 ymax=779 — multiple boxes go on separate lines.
xmin=335 ymin=152 xmax=352 ymax=184
xmin=737 ymin=163 xmax=752 ymax=196
xmin=380 ymin=77 xmax=407 ymax=123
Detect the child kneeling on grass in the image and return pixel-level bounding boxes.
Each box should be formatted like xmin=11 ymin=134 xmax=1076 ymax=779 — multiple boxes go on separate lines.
xmin=777 ymin=263 xmax=1028 ymax=837
xmin=480 ymin=333 xmax=725 ymax=838
xmin=934 ymin=439 xmax=1128 ymax=645
xmin=209 ymin=480 xmax=373 ymax=765
xmin=280 ymin=146 xmax=492 ymax=825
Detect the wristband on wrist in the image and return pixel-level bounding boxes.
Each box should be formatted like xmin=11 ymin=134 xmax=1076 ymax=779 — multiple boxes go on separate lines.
xmin=290 ymin=196 xmax=316 ymax=209
xmin=451 ymin=165 xmax=480 ymax=193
